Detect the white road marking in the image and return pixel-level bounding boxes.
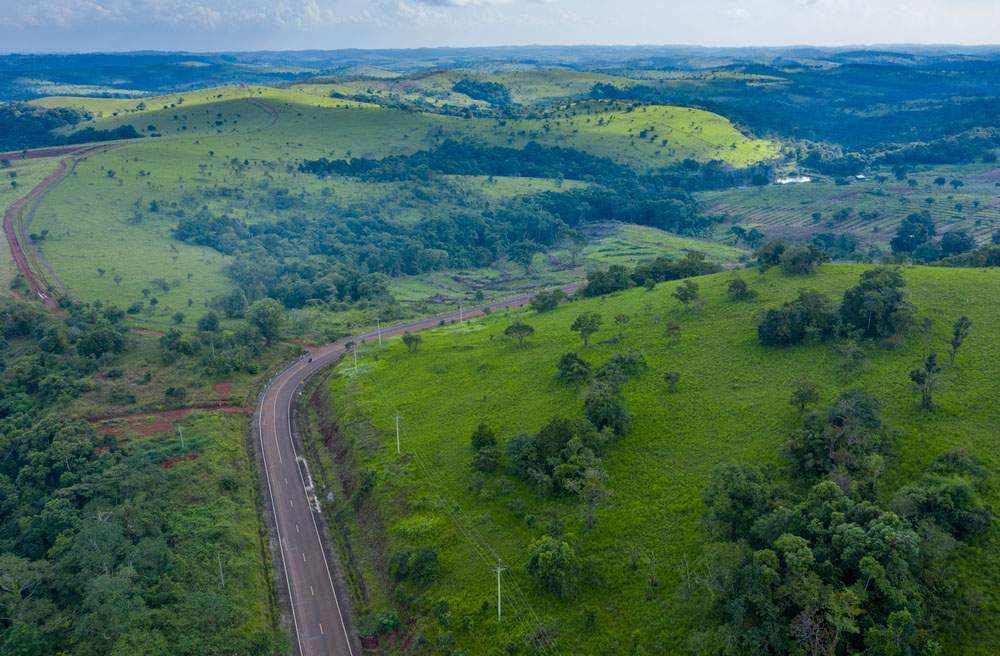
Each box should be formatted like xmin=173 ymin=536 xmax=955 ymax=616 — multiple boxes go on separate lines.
xmin=296 ymin=524 xmax=300 ymax=533
xmin=302 ymin=552 xmax=307 ymax=562
xmin=311 ymin=586 xmax=315 ymax=596
xmin=319 ymin=624 xmax=325 ymax=636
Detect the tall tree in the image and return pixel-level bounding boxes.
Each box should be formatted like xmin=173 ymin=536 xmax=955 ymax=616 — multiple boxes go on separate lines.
xmin=949 ymin=315 xmax=972 ymax=364
xmin=571 ymin=312 xmax=602 ymax=347
xmin=910 ymin=352 xmax=942 ymax=410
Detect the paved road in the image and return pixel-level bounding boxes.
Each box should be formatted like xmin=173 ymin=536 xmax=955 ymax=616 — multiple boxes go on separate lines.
xmin=256 ymin=282 xmax=580 ymax=656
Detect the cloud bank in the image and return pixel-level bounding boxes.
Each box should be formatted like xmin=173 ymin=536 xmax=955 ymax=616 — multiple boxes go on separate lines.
xmin=1 ymin=0 xmax=998 ymax=52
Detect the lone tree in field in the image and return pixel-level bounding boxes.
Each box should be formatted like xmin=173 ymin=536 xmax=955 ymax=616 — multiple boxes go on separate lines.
xmin=663 ymin=371 xmax=680 ymax=393
xmin=402 ymin=332 xmax=422 ymax=352
xmin=672 ymin=280 xmax=699 ymax=311
xmin=910 ymin=352 xmax=942 ymax=410
xmin=504 ymin=321 xmax=535 ymax=347
xmin=949 ymin=315 xmax=972 ymax=364
xmin=790 ymin=379 xmax=820 ymax=414
xmin=571 ymin=312 xmax=602 ymax=347
xmin=727 ymin=277 xmax=757 ymax=301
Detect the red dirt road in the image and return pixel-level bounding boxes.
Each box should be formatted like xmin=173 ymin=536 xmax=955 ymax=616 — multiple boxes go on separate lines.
xmin=2 ymin=144 xmax=109 ymax=312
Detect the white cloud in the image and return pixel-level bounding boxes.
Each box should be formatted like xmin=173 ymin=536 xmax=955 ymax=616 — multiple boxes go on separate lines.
xmin=1 ymin=0 xmax=999 ymax=51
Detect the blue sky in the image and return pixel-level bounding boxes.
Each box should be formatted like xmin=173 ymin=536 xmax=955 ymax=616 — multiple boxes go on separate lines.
xmin=2 ymin=0 xmax=999 ymax=53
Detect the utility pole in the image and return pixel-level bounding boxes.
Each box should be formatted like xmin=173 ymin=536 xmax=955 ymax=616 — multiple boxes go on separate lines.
xmin=459 ymin=303 xmax=463 ymax=323
xmin=395 ymin=414 xmax=401 ymax=455
xmin=377 ymin=318 xmax=382 ymax=345
xmin=217 ymin=552 xmax=225 ymax=588
xmin=494 ymin=559 xmax=504 ymax=623
xmin=178 ymin=425 xmax=185 ymax=450
xmin=353 ymin=346 xmax=358 ymax=372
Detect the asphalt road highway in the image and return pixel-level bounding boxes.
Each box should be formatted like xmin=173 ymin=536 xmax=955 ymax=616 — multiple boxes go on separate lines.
xmin=256 ymin=283 xmax=580 ymax=655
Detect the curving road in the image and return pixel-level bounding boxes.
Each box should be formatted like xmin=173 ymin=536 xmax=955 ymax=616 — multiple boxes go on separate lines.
xmin=255 ymin=283 xmax=580 ymax=656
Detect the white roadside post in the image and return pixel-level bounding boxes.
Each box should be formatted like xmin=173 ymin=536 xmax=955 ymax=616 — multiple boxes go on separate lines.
xmin=395 ymin=414 xmax=401 ymax=455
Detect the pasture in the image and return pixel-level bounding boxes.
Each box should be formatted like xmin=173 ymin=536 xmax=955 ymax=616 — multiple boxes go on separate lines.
xmin=324 ymin=264 xmax=1000 ymax=654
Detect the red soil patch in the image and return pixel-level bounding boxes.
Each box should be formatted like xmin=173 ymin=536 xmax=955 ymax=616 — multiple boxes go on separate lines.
xmin=290 ymin=340 xmax=322 ymax=353
xmin=162 ymin=453 xmax=198 ymax=469
xmin=213 ymin=382 xmax=233 ymax=400
xmin=89 ymin=405 xmax=253 ymax=436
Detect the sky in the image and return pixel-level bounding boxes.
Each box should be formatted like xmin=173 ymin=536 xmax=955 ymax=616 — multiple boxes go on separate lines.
xmin=2 ymin=0 xmax=1000 ymax=53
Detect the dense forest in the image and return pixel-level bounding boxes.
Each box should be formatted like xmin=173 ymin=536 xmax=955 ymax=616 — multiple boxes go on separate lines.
xmin=172 ymin=140 xmax=768 ymax=311
xmin=0 ymin=299 xmax=276 ymax=655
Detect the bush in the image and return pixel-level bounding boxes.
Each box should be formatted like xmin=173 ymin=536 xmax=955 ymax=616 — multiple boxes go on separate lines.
xmin=780 ymin=244 xmax=829 ymax=274
xmin=530 ymin=289 xmax=567 ymax=313
xmin=527 ymin=536 xmax=581 ymax=598
xmin=472 ymin=445 xmax=501 ymax=472
xmin=840 ymin=267 xmax=914 ymax=339
xmin=584 ymin=383 xmax=630 ymax=435
xmin=505 ymin=434 xmax=540 ymax=480
xmin=593 ymin=350 xmax=647 ymax=388
xmin=757 ymin=290 xmax=838 ymax=346
xmin=389 ymin=546 xmax=440 ymax=586
xmin=726 ymin=277 xmax=757 ymax=301
xmin=556 ymin=352 xmax=591 ymax=385
xmin=788 ymin=390 xmax=886 ymax=485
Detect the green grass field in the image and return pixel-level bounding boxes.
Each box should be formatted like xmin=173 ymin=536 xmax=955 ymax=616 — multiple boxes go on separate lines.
xmin=0 ymin=157 xmax=60 ymax=291
xmin=700 ymin=163 xmax=1000 ymax=248
xmin=324 ymin=264 xmax=1000 ymax=654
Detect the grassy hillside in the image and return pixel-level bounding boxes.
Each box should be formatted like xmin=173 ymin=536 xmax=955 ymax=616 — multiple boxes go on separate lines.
xmin=320 ymin=264 xmax=1000 ymax=654
xmin=34 ymin=84 xmax=777 ymax=169
xmin=390 ymin=223 xmax=745 ymax=304
xmin=24 ymin=87 xmax=771 ymax=334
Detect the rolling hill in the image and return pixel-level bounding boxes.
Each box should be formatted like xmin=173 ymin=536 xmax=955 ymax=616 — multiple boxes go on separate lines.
xmin=315 ymin=263 xmax=1000 ymax=654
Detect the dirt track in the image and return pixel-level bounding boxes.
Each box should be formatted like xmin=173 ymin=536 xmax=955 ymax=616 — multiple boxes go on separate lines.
xmin=2 ymin=144 xmax=109 ymax=312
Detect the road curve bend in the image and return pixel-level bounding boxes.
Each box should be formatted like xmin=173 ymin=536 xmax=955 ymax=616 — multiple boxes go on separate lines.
xmin=255 ymin=283 xmax=580 ymax=655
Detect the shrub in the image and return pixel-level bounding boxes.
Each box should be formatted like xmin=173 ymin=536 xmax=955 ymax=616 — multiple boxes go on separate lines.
xmin=472 ymin=445 xmax=501 ymax=472
xmin=389 ymin=546 xmax=441 ymax=585
xmin=788 ymin=390 xmax=886 ymax=484
xmin=584 ymin=383 xmax=630 ymax=435
xmin=726 ymin=277 xmax=757 ymax=301
xmin=471 ymin=422 xmax=497 ymax=451
xmin=556 ymin=352 xmax=591 ymax=384
xmin=840 ymin=267 xmax=914 ymax=339
xmin=594 ymin=350 xmax=647 ymax=388
xmin=505 ymin=434 xmax=540 ymax=479
xmin=780 ymin=244 xmax=828 ymax=274
xmin=530 ymin=289 xmax=567 ymax=313
xmin=757 ymin=290 xmax=838 ymax=346
xmin=527 ymin=536 xmax=581 ymax=598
